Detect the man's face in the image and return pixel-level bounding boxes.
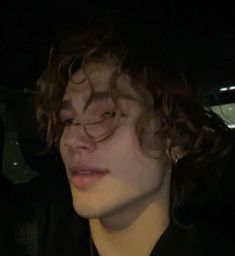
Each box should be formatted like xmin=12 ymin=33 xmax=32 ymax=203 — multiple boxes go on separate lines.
xmin=59 ymin=57 xmax=171 ymax=219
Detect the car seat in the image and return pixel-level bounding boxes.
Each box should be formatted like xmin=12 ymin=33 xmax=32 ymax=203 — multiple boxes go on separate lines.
xmin=0 ymin=94 xmax=72 ymax=256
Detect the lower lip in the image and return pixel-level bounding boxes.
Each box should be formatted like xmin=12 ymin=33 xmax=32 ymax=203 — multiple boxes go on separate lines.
xmin=70 ymin=172 xmax=109 ymax=189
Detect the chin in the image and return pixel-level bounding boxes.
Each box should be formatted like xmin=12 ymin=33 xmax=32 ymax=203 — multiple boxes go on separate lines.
xmin=72 ymin=201 xmax=108 ymax=219
xmin=69 ymin=184 xmax=118 ymax=219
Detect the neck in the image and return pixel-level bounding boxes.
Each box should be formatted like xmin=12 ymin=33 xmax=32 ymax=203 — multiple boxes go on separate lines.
xmin=89 ymin=188 xmax=170 ymax=256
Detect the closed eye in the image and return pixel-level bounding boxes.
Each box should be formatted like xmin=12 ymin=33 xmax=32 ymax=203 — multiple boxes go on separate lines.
xmin=61 ymin=119 xmax=74 ymax=127
xmin=102 ymin=111 xmax=127 ymax=119
xmin=102 ymin=111 xmax=116 ymax=119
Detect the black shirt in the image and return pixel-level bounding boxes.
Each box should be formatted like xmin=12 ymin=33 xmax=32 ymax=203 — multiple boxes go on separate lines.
xmin=44 ymin=211 xmax=234 ymax=256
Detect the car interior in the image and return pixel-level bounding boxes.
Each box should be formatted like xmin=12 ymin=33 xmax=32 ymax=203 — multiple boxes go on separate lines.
xmin=0 ymin=84 xmax=234 ymax=256
xmin=0 ymin=89 xmax=72 ymax=256
xmin=1 ymin=2 xmax=235 ymax=256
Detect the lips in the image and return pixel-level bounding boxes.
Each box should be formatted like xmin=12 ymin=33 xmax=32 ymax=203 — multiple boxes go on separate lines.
xmin=68 ymin=165 xmax=110 ymax=189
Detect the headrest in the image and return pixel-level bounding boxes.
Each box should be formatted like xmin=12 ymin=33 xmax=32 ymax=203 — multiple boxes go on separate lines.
xmin=17 ymin=96 xmax=62 ymax=176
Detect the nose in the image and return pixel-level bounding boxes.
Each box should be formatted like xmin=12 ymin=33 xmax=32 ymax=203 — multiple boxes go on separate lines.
xmin=62 ymin=124 xmax=97 ymax=153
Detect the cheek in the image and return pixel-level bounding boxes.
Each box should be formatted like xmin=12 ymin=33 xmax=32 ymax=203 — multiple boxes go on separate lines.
xmin=59 ymin=133 xmax=67 ymax=161
xmin=106 ymin=124 xmax=163 ymax=166
xmin=103 ymin=127 xmax=167 ymax=187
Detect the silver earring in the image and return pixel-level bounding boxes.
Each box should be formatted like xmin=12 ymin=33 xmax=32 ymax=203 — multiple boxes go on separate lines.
xmin=173 ymin=158 xmax=178 ymax=165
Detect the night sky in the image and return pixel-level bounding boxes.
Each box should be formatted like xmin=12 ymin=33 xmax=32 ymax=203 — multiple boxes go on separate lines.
xmin=1 ymin=1 xmax=235 ymax=91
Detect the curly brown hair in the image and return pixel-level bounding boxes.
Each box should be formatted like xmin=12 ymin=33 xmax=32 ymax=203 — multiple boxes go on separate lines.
xmin=36 ymin=19 xmax=233 ymax=226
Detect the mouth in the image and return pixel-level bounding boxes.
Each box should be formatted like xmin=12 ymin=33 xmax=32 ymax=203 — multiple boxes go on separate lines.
xmin=68 ymin=166 xmax=110 ymax=189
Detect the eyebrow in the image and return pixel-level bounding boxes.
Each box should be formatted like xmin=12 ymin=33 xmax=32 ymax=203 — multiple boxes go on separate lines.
xmin=60 ymin=91 xmax=137 ymax=111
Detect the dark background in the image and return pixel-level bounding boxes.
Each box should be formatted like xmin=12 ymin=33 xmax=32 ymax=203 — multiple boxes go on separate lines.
xmin=1 ymin=1 xmax=235 ymax=91
xmin=0 ymin=3 xmax=234 ymax=254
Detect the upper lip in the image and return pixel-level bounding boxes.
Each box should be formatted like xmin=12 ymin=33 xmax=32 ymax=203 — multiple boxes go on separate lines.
xmin=69 ymin=164 xmax=110 ymax=175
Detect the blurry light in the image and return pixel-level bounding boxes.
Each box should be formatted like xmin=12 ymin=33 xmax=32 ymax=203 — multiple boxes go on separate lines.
xmin=228 ymin=124 xmax=235 ymax=129
xmin=9 ymin=140 xmax=19 ymax=145
xmin=12 ymin=162 xmax=18 ymax=166
xmin=220 ymin=85 xmax=235 ymax=91
xmin=229 ymin=107 xmax=232 ymax=111
xmin=220 ymin=87 xmax=228 ymax=91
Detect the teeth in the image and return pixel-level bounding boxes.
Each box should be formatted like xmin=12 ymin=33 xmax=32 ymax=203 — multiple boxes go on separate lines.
xmin=78 ymin=169 xmax=96 ymax=174
xmin=71 ymin=168 xmax=107 ymax=175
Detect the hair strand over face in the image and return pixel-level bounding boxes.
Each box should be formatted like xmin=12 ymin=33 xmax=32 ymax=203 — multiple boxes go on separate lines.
xmin=36 ymin=21 xmax=234 ymax=227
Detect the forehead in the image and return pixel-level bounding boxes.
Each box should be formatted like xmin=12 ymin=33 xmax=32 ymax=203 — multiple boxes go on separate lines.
xmin=63 ymin=58 xmax=139 ymax=100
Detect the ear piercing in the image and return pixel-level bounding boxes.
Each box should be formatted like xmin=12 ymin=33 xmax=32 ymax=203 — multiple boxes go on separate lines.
xmin=172 ymin=154 xmax=180 ymax=165
xmin=174 ymin=158 xmax=178 ymax=165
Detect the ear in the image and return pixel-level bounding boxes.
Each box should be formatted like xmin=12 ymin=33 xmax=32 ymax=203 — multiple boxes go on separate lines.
xmin=165 ymin=139 xmax=187 ymax=165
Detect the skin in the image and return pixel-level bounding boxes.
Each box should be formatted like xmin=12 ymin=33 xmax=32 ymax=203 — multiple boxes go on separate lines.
xmin=59 ymin=56 xmax=174 ymax=256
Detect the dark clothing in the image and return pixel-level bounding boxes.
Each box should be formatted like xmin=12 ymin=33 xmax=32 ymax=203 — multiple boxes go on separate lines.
xmin=44 ymin=210 xmax=234 ymax=256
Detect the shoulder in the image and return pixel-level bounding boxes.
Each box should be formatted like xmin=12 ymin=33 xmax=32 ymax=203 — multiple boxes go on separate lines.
xmin=154 ymin=221 xmax=234 ymax=256
xmin=175 ymin=221 xmax=234 ymax=255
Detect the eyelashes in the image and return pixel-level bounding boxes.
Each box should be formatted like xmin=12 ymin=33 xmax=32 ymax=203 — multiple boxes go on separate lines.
xmin=101 ymin=111 xmax=127 ymax=119
xmin=61 ymin=119 xmax=74 ymax=127
xmin=61 ymin=111 xmax=127 ymax=127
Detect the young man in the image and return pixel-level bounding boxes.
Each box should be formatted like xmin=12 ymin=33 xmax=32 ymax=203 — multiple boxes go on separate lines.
xmin=36 ymin=20 xmax=234 ymax=255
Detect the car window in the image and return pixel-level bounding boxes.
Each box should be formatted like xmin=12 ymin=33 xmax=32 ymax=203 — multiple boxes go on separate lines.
xmin=212 ymin=103 xmax=235 ymax=129
xmin=208 ymin=85 xmax=235 ymax=129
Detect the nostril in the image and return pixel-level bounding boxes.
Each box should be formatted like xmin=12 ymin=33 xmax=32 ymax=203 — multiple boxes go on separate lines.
xmin=61 ymin=125 xmax=97 ymax=153
xmin=63 ymin=136 xmax=97 ymax=153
